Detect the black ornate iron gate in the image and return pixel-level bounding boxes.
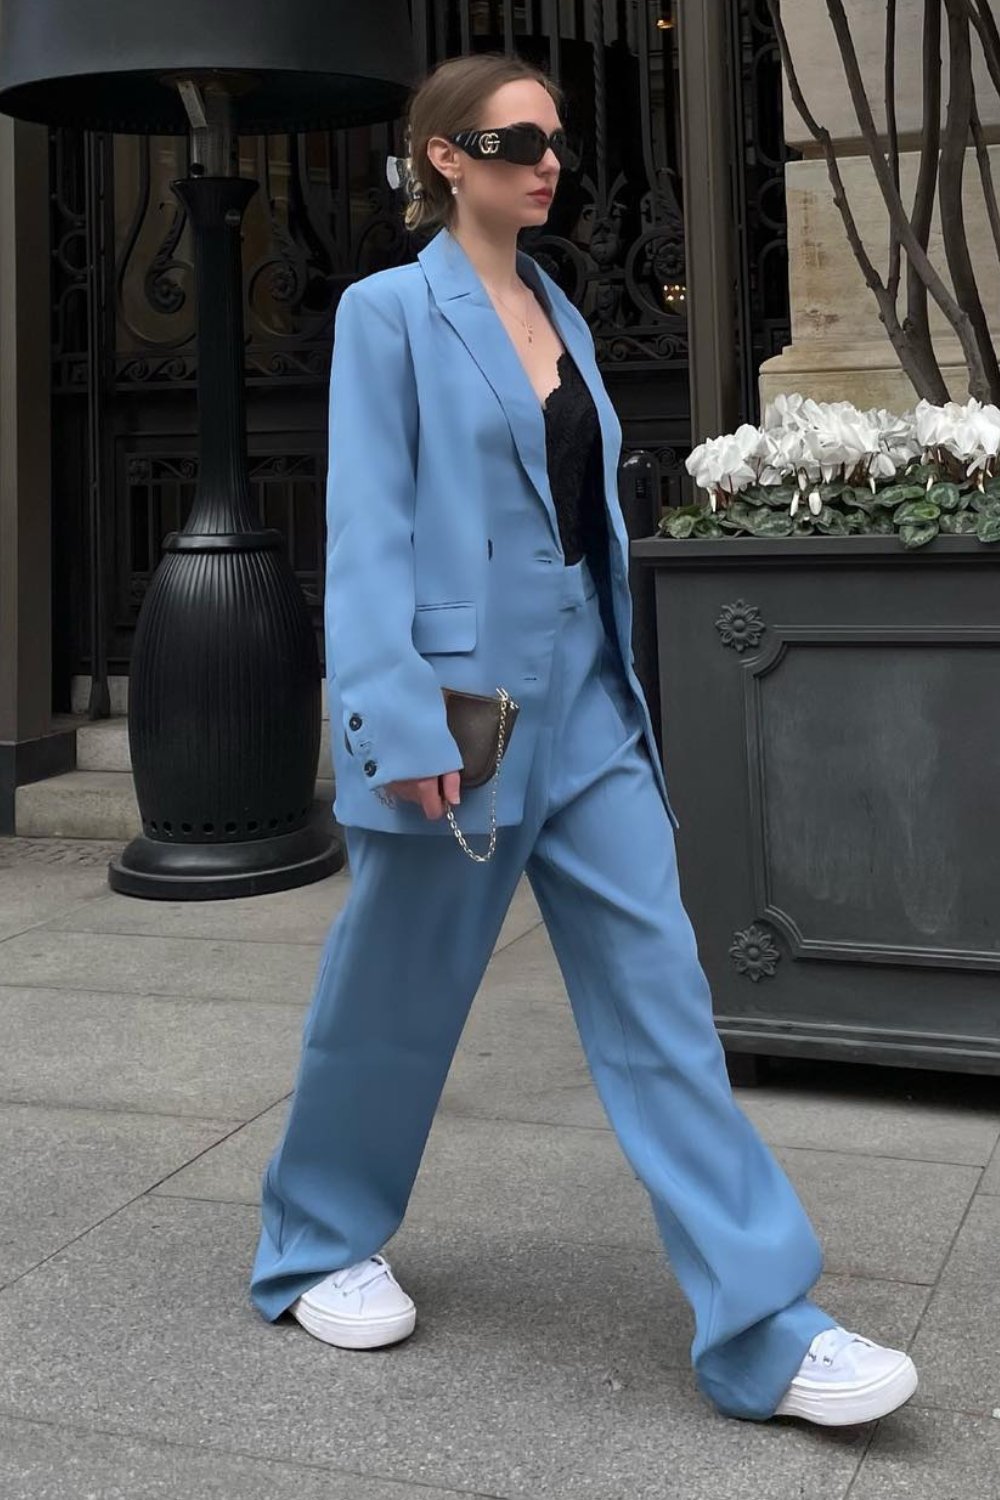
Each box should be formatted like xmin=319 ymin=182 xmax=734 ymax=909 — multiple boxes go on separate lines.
xmin=49 ymin=0 xmax=791 ymax=713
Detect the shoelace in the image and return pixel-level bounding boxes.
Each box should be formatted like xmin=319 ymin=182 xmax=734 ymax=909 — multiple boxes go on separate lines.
xmin=329 ymin=1255 xmax=391 ymax=1297
xmin=806 ymin=1327 xmax=872 ymax=1369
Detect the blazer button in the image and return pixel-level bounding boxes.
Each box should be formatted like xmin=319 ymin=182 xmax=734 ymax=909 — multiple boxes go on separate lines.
xmin=349 ymin=713 xmax=363 ymax=730
xmin=364 ymin=760 xmax=378 ymax=777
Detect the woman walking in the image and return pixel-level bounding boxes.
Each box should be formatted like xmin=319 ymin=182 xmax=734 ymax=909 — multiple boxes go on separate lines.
xmin=251 ymin=52 xmax=918 ymax=1428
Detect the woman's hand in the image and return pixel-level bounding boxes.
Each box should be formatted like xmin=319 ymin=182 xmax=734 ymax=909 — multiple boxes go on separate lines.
xmin=385 ymin=770 xmax=462 ymax=820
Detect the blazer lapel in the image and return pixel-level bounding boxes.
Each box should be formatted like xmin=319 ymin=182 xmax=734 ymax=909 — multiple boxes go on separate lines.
xmin=418 ymin=228 xmax=618 ymax=554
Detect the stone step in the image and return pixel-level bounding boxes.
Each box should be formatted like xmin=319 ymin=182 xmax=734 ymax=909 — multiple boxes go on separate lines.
xmin=76 ymin=717 xmax=132 ymax=773
xmin=70 ymin=716 xmax=334 ymax=779
xmin=16 ymin=769 xmax=336 ymax=841
xmin=71 ymin=675 xmax=332 ymax=723
xmin=15 ymin=771 xmax=142 ymax=841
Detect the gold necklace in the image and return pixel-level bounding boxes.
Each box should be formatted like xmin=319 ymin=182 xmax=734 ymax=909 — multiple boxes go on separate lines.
xmin=491 ymin=282 xmax=535 ymax=344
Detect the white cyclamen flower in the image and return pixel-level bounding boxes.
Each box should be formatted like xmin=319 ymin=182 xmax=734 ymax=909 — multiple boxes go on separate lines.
xmin=685 ymin=424 xmax=766 ymax=495
xmin=763 ymin=393 xmax=808 ymax=432
xmin=955 ymin=404 xmax=1000 ymax=473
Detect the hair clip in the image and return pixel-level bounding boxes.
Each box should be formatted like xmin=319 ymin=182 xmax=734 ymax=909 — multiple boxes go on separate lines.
xmin=386 ymin=153 xmax=426 ymax=203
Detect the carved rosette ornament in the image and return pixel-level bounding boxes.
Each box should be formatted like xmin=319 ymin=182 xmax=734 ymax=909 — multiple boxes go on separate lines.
xmin=729 ymin=923 xmax=781 ymax=982
xmin=715 ymin=599 xmax=766 ymax=653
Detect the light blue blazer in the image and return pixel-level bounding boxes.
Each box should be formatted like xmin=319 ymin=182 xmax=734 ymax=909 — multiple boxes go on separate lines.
xmin=325 ymin=225 xmax=678 ymax=835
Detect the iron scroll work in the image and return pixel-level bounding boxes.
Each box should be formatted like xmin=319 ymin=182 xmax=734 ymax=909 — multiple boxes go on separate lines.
xmin=50 ymin=0 xmax=791 ymax=692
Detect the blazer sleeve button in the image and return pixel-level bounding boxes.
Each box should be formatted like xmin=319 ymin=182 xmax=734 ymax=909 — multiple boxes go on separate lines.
xmin=349 ymin=713 xmax=363 ymax=730
xmin=363 ymin=760 xmax=378 ymax=777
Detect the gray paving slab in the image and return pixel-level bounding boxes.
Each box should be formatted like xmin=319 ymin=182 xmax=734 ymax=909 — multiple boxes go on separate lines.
xmin=737 ymin=1089 xmax=1000 ymax=1168
xmin=442 ymin=928 xmax=1000 ymax=1163
xmin=979 ymin=1136 xmax=1000 ymax=1194
xmin=0 ymin=864 xmax=110 ymax=941
xmin=0 ymin=1416 xmax=472 ymax=1500
xmin=151 ymin=1098 xmax=285 ymax=1201
xmin=3 ymin=891 xmax=542 ymax=1009
xmin=908 ymin=1194 xmax=1000 ymax=1414
xmin=37 ymin=868 xmax=543 ymax=952
xmin=773 ymin=1146 xmax=979 ymax=1285
xmin=0 ymin=985 xmax=303 ymax=1117
xmin=154 ymin=1107 xmax=661 ymax=1258
xmin=440 ymin=926 xmax=608 ymax=1131
xmin=152 ymin=1099 xmax=972 ymax=1296
xmin=0 ymin=1104 xmax=237 ymax=1288
xmin=849 ymin=1406 xmax=1000 ymax=1498
xmin=0 ymin=929 xmax=321 ymax=1004
xmin=36 ymin=869 xmax=353 ymax=945
xmin=0 ymin=1195 xmax=920 ymax=1500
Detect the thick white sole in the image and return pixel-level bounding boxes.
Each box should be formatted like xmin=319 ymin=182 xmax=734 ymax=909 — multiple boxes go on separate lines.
xmin=290 ymin=1294 xmax=416 ymax=1350
xmin=774 ymin=1353 xmax=918 ymax=1426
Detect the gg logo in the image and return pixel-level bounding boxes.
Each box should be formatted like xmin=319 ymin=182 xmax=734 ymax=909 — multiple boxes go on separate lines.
xmin=479 ymin=132 xmax=501 ymax=155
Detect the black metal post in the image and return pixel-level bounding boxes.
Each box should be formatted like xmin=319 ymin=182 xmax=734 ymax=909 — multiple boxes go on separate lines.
xmin=676 ymin=0 xmax=741 ymax=444
xmin=109 ymin=106 xmax=343 ymax=898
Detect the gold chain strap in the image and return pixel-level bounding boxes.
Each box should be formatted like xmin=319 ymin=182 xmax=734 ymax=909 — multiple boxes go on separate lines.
xmin=445 ymin=687 xmax=515 ymax=863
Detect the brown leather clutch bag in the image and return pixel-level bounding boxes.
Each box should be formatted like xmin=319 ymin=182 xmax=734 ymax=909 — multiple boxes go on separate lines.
xmin=441 ymin=686 xmax=520 ymax=789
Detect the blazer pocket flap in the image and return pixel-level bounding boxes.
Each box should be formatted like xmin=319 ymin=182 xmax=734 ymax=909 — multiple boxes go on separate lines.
xmin=412 ymin=601 xmax=477 ymax=654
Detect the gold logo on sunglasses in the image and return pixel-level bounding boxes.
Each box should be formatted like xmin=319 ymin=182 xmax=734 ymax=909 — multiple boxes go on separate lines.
xmin=479 ymin=132 xmax=501 ymax=155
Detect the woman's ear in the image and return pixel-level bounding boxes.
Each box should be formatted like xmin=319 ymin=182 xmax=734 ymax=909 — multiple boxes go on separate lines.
xmin=425 ymin=135 xmax=461 ymax=180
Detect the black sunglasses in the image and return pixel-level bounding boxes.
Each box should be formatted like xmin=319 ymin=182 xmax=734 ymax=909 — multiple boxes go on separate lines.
xmin=446 ymin=123 xmax=581 ymax=171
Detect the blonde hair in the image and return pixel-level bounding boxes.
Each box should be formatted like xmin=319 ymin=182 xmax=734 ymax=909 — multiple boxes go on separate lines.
xmin=400 ymin=52 xmax=564 ymax=232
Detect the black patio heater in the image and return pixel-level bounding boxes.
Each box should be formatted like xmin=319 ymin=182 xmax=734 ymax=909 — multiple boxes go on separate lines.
xmin=0 ymin=1 xmax=416 ymax=898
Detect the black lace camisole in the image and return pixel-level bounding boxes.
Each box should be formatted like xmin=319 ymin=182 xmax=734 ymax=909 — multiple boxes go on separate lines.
xmin=541 ymin=348 xmax=608 ymax=570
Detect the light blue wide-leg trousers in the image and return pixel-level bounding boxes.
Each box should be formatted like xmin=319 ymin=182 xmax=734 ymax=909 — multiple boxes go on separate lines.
xmin=250 ymin=556 xmax=836 ymax=1420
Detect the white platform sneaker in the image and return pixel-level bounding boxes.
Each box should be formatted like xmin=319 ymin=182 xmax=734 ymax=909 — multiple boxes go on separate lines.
xmin=289 ymin=1254 xmax=416 ymax=1350
xmin=774 ymin=1326 xmax=918 ymax=1426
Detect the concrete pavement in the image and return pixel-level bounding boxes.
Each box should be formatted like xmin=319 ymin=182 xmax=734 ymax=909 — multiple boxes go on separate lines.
xmin=1 ymin=832 xmax=998 ymax=1499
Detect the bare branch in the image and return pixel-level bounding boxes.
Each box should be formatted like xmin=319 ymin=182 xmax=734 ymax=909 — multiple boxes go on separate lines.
xmin=970 ymin=87 xmax=1000 ymax=270
xmin=826 ymin=0 xmax=990 ymax=399
xmin=765 ymin=0 xmax=948 ymax=400
xmin=963 ymin=0 xmax=1000 ymax=98
xmin=907 ymin=0 xmax=942 ymax=381
xmin=886 ymin=0 xmax=902 ymax=308
xmin=941 ymin=0 xmax=1000 ymax=399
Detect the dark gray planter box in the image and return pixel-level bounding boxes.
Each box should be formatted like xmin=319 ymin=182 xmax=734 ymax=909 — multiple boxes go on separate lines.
xmin=631 ymin=534 xmax=1000 ymax=1078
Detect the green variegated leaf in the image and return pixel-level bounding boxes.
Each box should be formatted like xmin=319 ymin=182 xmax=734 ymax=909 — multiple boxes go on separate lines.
xmin=904 ymin=462 xmax=941 ymax=484
xmin=658 ymin=506 xmax=699 ymax=537
xmin=940 ymin=511 xmax=979 ymax=534
xmin=925 ymin=482 xmax=961 ymax=511
xmin=666 ymin=512 xmax=697 ymax=539
xmin=693 ymin=514 xmax=725 ymax=538
xmin=899 ymin=522 xmax=939 ymax=549
xmin=844 ymin=510 xmax=870 ymax=532
xmin=875 ymin=483 xmax=925 ymax=507
xmin=975 ymin=513 xmax=1000 ymax=543
xmin=841 ymin=488 xmax=879 ymax=512
xmin=817 ymin=509 xmax=849 ymax=534
xmin=750 ymin=510 xmax=796 ymax=538
xmin=894 ymin=499 xmax=941 ymax=525
xmin=755 ymin=485 xmax=796 ymax=508
xmin=722 ymin=499 xmax=757 ymax=529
